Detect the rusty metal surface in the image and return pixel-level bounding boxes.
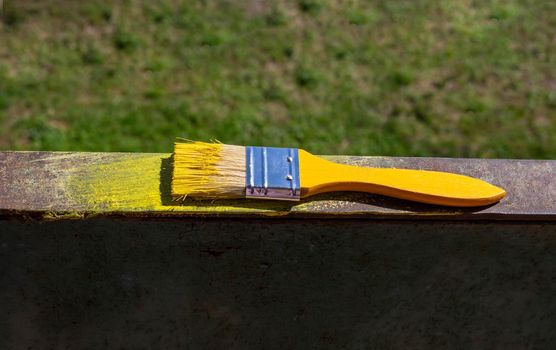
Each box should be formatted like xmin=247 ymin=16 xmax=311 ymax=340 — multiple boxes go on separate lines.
xmin=1 ymin=218 xmax=555 ymax=349
xmin=0 ymin=151 xmax=554 ymax=220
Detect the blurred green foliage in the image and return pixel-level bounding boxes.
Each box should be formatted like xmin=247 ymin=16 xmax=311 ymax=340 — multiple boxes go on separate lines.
xmin=0 ymin=0 xmax=555 ymax=157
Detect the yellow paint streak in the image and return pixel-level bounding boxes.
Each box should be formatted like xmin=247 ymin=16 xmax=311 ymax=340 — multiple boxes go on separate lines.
xmin=298 ymin=150 xmax=506 ymax=207
xmin=68 ymin=154 xmax=166 ymax=210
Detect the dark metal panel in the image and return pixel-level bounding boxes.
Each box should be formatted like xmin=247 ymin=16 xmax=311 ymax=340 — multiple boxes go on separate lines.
xmin=1 ymin=218 xmax=555 ymax=349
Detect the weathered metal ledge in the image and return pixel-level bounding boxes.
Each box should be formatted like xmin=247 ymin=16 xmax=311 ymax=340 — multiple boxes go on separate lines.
xmin=2 ymin=151 xmax=555 ymax=348
xmin=0 ymin=151 xmax=554 ymax=220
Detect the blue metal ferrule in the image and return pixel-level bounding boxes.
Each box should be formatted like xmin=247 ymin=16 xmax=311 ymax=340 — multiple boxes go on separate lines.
xmin=245 ymin=146 xmax=301 ymax=201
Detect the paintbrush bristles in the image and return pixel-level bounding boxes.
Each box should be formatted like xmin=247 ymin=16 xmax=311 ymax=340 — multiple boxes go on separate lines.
xmin=172 ymin=141 xmax=246 ymax=199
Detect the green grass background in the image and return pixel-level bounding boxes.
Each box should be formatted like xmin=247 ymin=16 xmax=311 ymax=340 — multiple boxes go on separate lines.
xmin=1 ymin=0 xmax=555 ymax=157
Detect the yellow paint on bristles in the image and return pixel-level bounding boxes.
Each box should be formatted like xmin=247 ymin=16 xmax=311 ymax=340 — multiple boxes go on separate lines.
xmin=172 ymin=140 xmax=245 ymax=199
xmin=172 ymin=141 xmax=506 ymax=207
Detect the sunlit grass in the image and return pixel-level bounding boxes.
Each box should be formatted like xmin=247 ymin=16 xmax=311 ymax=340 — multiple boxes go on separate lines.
xmin=0 ymin=0 xmax=554 ymax=158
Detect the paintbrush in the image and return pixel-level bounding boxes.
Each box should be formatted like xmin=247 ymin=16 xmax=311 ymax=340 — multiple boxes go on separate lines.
xmin=171 ymin=141 xmax=506 ymax=206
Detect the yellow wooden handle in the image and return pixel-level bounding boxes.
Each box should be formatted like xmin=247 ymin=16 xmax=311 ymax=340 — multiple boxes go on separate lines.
xmin=298 ymin=150 xmax=506 ymax=207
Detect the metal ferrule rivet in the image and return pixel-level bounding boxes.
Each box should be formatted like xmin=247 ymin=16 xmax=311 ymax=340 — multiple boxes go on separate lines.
xmin=245 ymin=146 xmax=300 ymax=200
